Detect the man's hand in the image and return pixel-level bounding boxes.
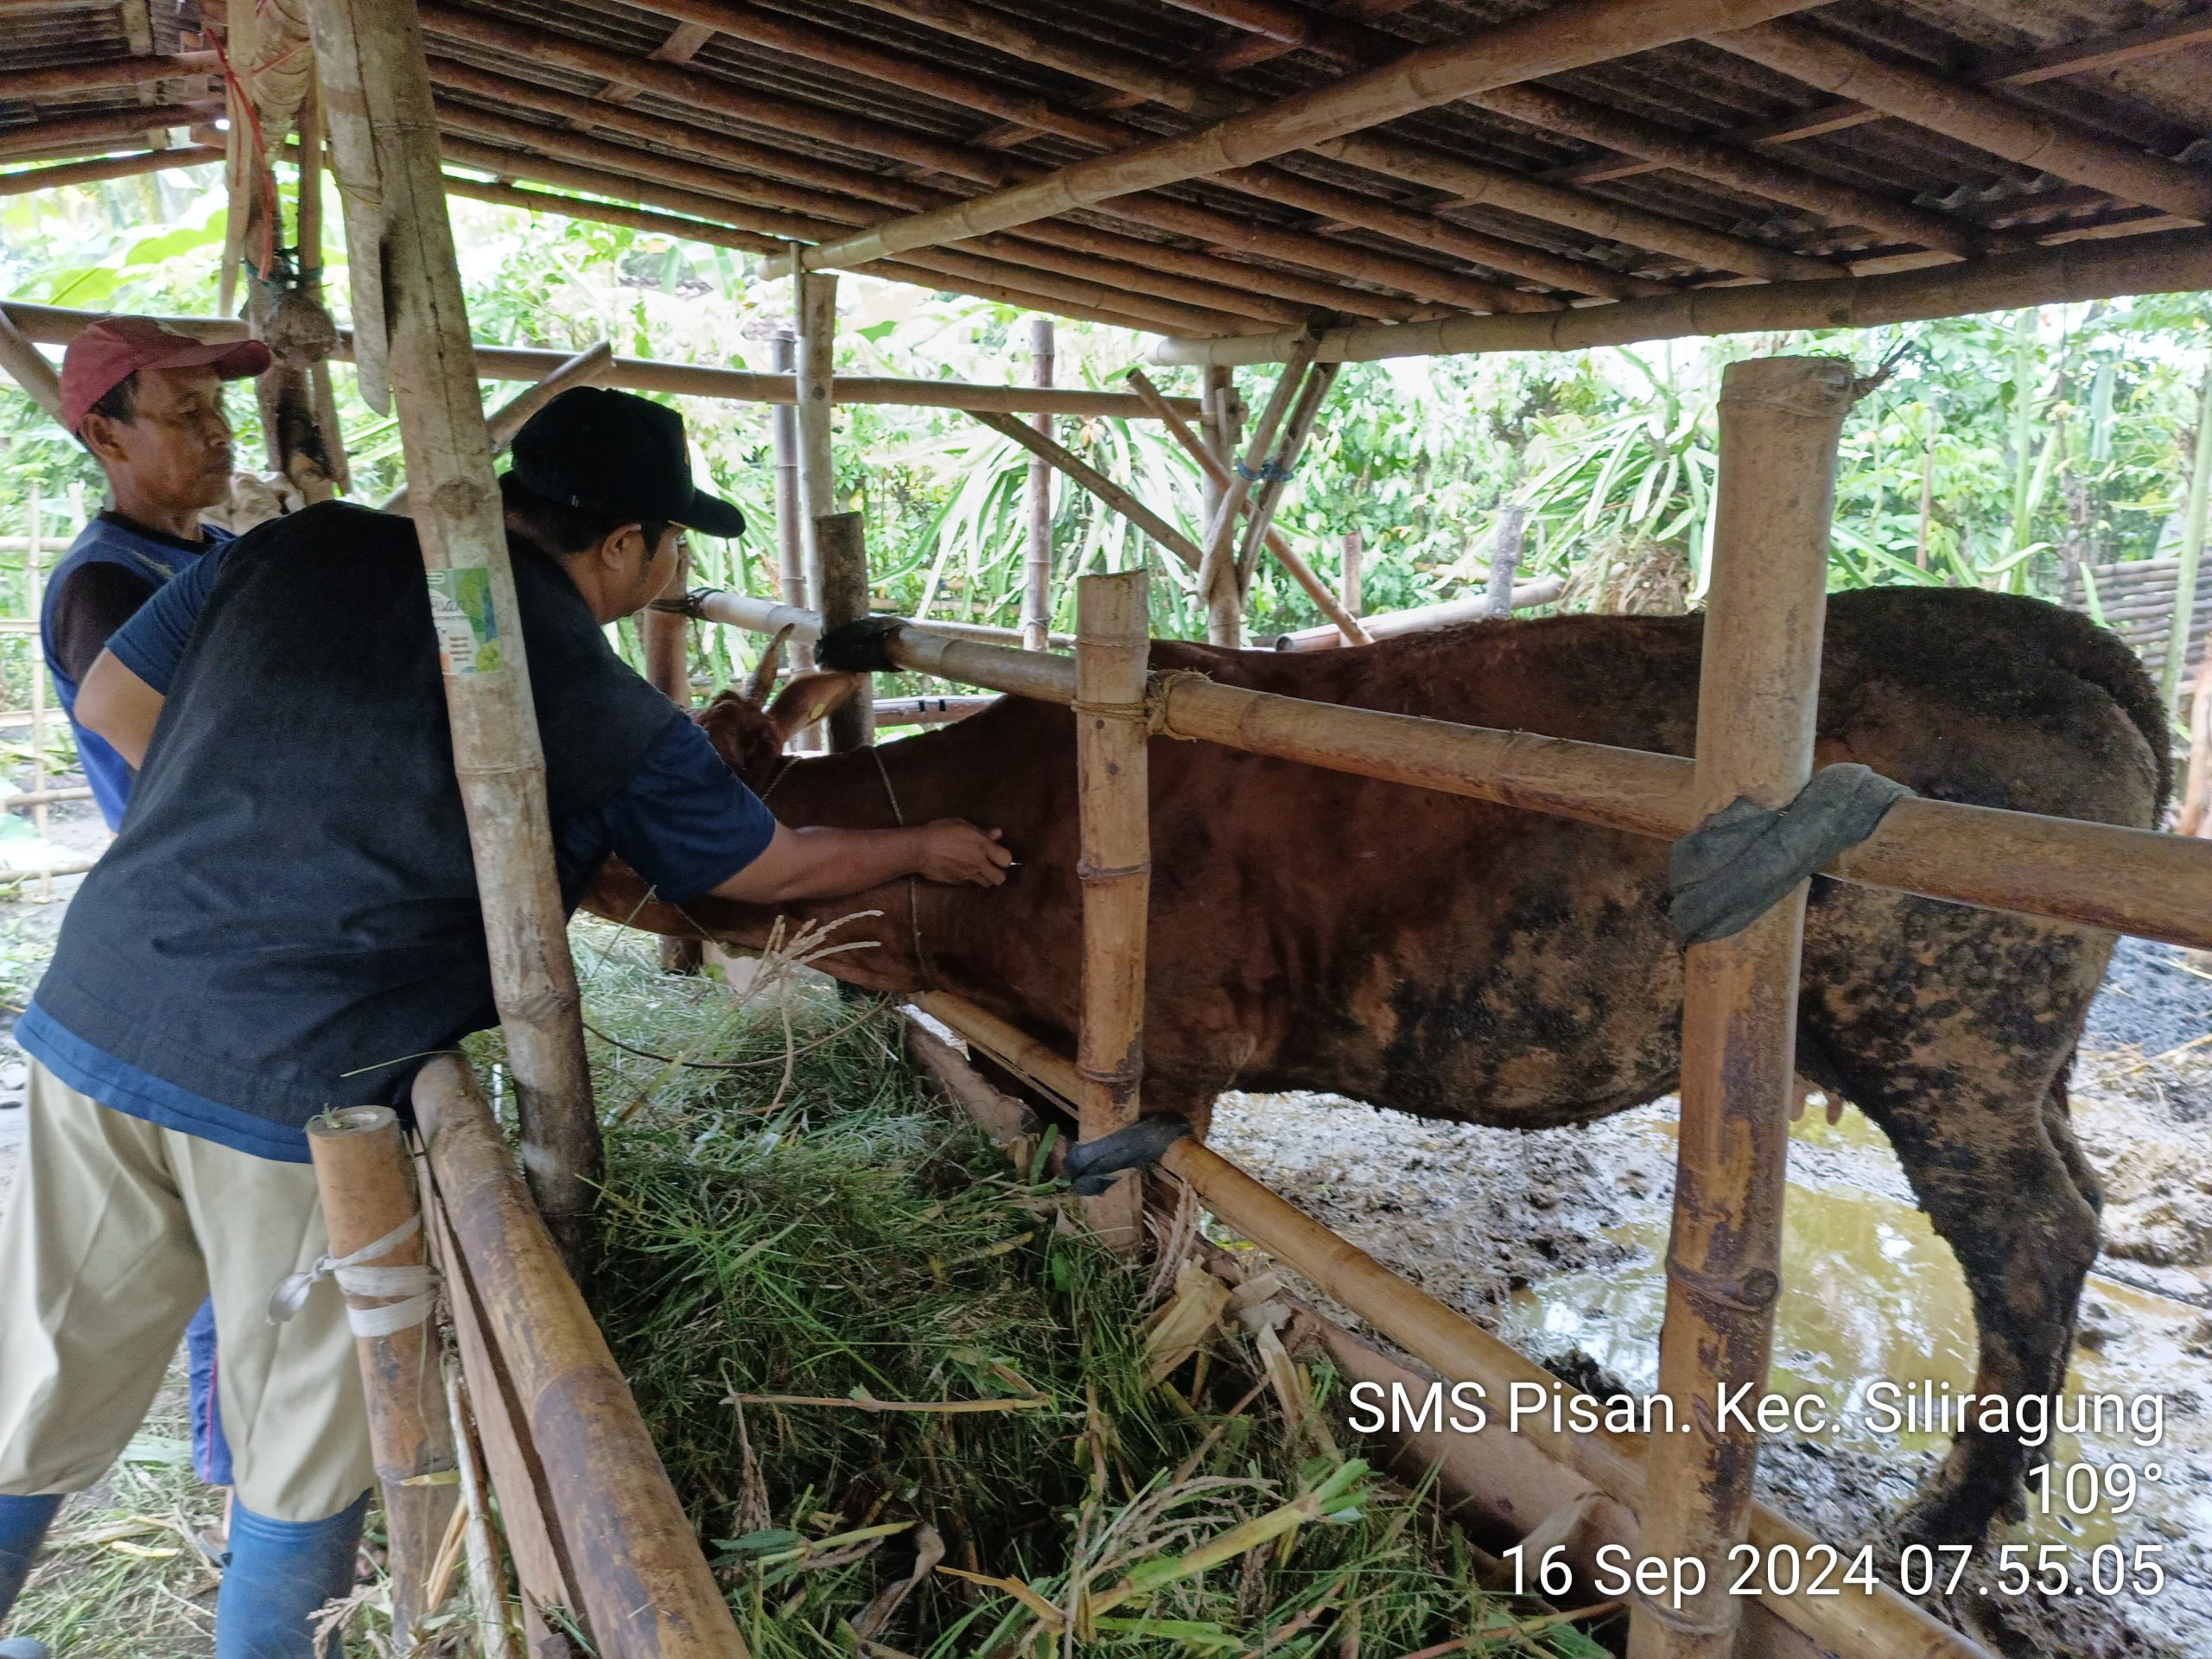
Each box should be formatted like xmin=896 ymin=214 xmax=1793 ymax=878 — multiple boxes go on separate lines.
xmin=918 ymin=820 xmax=1011 ymax=887
xmin=708 ymin=819 xmax=1016 ymax=906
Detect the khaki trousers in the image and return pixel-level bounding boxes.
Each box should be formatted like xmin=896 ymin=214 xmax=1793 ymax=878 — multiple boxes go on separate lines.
xmin=0 ymin=1059 xmax=372 ymax=1522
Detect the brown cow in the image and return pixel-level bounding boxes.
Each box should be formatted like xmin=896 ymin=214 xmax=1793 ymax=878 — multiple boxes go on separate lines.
xmin=588 ymin=585 xmax=2168 ymax=1547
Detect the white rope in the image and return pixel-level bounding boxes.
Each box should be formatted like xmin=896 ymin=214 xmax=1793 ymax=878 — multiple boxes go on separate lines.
xmin=266 ymin=1211 xmax=437 ymax=1337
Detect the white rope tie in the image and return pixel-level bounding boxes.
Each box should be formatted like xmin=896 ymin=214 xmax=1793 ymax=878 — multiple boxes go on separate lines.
xmin=266 ymin=1211 xmax=437 ymax=1338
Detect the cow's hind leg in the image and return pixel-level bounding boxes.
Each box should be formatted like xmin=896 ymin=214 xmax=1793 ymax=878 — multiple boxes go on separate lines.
xmin=1802 ymin=892 xmax=2108 ymax=1546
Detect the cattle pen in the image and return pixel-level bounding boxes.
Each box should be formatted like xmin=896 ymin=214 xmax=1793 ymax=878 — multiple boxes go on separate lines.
xmin=8 ymin=0 xmax=2212 ymax=1656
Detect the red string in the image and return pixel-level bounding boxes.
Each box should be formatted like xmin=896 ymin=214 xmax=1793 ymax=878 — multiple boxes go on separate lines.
xmin=207 ymin=28 xmax=283 ymax=280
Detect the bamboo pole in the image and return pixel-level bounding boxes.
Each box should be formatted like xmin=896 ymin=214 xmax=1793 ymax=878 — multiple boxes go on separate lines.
xmin=794 ymin=271 xmax=836 ymax=619
xmin=2181 ymin=649 xmax=2212 ymax=838
xmin=411 ymin=4 xmax=1424 ymax=323
xmin=422 ymin=57 xmax=1308 ymax=328
xmin=1271 ymin=579 xmax=1565 ymax=649
xmin=1485 ymin=506 xmax=1526 ymax=618
xmin=2 ymin=785 xmax=92 ymax=809
xmin=769 ymin=0 xmax=1826 ymax=276
xmin=815 ymin=512 xmax=875 ymax=753
xmin=1151 ymin=227 xmax=2212 ymax=365
xmin=1198 ymin=343 xmax=1318 ymax=645
xmin=1709 ymin=20 xmax=2212 ymax=224
xmin=0 ymin=105 xmax=214 ymax=160
xmin=2163 ymin=373 xmax=2212 ymax=714
xmin=1158 ymin=0 xmax=1980 ymax=258
xmin=1631 ymin=358 xmax=1855 ymax=1659
xmin=442 ymin=1355 xmax=521 ymax=1659
xmin=304 ymin=1105 xmax=458 ymax=1641
xmin=0 ymin=145 xmax=226 ymax=196
xmin=1 ymin=301 xmax=1202 ymax=418
xmin=382 ymin=340 xmax=616 ymax=513
xmin=1126 ymin=365 xmax=1367 ymax=643
xmin=413 ymin=1057 xmax=753 ymax=1659
xmin=0 ymin=304 xmax=65 ymax=422
xmin=0 ymin=50 xmax=219 ymax=96
xmin=1339 ymin=529 xmax=1361 ymax=618
xmin=1073 ymin=570 xmax=1152 ymax=1252
xmin=769 ymin=329 xmax=808 ymax=683
xmin=689 ymin=601 xmax=2212 ymax=950
xmin=646 ymin=512 xmax=703 ymax=974
xmin=1021 ymin=319 xmax=1054 ymax=652
xmin=301 ymin=0 xmax=601 ymax=1249
xmin=25 ymin=482 xmax=46 ymax=904
xmin=966 ymin=409 xmax=1204 ymax=573
xmin=911 ymin=990 xmax=1993 ymax=1659
xmin=1233 ymin=360 xmax=1339 ymax=594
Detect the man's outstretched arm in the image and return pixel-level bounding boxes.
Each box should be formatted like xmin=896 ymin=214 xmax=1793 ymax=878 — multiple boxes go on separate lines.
xmin=708 ymin=819 xmax=1009 ymax=906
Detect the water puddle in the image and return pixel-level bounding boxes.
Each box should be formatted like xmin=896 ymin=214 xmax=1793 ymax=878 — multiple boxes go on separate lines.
xmin=1501 ymin=1113 xmax=2212 ymax=1550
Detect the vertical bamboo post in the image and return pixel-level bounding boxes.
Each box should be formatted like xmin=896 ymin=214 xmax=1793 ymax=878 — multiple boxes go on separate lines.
xmin=1233 ymin=360 xmax=1339 ymax=595
xmin=769 ymin=330 xmax=806 ymax=669
xmin=2163 ymin=373 xmax=2212 ymax=715
xmin=25 ymin=480 xmax=47 ymax=902
xmin=302 ymin=0 xmax=601 ymax=1255
xmin=1339 ymin=529 xmax=1362 ymax=620
xmin=645 ymin=536 xmax=703 ymax=974
xmin=815 ymin=512 xmax=874 ymax=752
xmin=305 ymin=1105 xmax=458 ymax=1642
xmin=794 ymin=272 xmax=838 ymax=611
xmin=2182 ymin=647 xmax=2212 ymax=839
xmin=1074 ymin=569 xmax=1152 ymax=1251
xmin=1630 ymin=357 xmax=1856 ymax=1659
xmin=1022 ymin=318 xmax=1055 ymax=651
xmin=1198 ymin=344 xmax=1317 ymax=646
xmin=1485 ymin=505 xmax=1527 ymax=618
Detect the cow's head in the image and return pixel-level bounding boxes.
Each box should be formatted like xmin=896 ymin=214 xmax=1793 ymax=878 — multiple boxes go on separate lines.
xmin=695 ymin=628 xmax=865 ymax=787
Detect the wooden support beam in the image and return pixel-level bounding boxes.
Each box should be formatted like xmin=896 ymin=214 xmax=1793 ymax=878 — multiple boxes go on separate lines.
xmin=816 ymin=512 xmax=874 ymax=752
xmin=305 ymin=1106 xmax=457 ymax=1643
xmin=768 ymin=329 xmax=807 ymax=681
xmin=0 ymin=52 xmax=217 ymax=98
xmin=0 ymin=303 xmax=67 ymax=423
xmin=1151 ymin=226 xmax=2212 ymax=365
xmin=0 ymin=144 xmax=223 ymax=195
xmin=1708 ymin=19 xmax=2212 ymax=223
xmin=1631 ymin=358 xmax=1853 ymax=1659
xmin=1197 ymin=342 xmax=1318 ymax=645
xmin=967 ymin=408 xmax=1206 ymax=572
xmin=794 ymin=271 xmax=836 ymax=623
xmin=302 ymin=0 xmax=600 ymax=1244
xmin=770 ymin=0 xmax=1828 ymax=276
xmin=429 ymin=62 xmax=1304 ymax=327
xmin=1073 ymin=569 xmax=1151 ymax=1252
xmin=0 ymin=105 xmax=211 ymax=158
xmin=413 ymin=1058 xmax=753 ymax=1657
xmin=1021 ymin=318 xmax=1054 ymax=652
xmin=3 ymin=300 xmax=1203 ymax=417
xmin=414 ymin=3 xmax=1432 ymax=322
xmin=1125 ymin=365 xmax=1367 ymax=645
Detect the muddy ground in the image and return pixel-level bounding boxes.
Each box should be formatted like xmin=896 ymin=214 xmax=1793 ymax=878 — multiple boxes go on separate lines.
xmin=1207 ymin=936 xmax=2212 ymax=1659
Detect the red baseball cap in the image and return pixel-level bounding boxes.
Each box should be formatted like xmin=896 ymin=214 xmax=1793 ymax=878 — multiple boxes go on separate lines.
xmin=60 ymin=316 xmax=270 ymax=435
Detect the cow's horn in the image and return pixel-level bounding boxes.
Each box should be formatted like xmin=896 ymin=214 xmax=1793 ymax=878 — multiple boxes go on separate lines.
xmin=745 ymin=626 xmax=796 ymax=707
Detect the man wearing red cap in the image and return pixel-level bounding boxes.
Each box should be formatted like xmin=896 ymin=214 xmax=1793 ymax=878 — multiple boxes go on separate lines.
xmin=47 ymin=315 xmax=270 ymax=827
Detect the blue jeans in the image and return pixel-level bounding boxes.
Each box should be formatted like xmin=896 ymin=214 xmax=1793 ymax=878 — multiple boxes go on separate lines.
xmin=186 ymin=1297 xmax=235 ymax=1488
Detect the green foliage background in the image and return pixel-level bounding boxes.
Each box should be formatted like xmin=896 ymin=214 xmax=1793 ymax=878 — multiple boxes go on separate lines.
xmin=4 ymin=158 xmax=2210 ymax=689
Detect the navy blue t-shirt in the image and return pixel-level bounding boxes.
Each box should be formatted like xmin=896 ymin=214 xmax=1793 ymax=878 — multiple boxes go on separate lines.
xmin=19 ymin=538 xmax=775 ymax=1160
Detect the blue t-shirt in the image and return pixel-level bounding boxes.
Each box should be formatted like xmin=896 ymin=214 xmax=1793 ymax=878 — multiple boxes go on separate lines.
xmin=39 ymin=513 xmax=231 ymax=829
xmin=21 ymin=537 xmax=776 ymax=1160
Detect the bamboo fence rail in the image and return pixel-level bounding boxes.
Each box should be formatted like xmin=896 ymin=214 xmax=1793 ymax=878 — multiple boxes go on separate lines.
xmin=1153 ymin=227 xmax=2212 ymax=365
xmin=0 ymin=302 xmax=1202 ymax=418
xmin=1268 ymin=579 xmax=1565 ymax=648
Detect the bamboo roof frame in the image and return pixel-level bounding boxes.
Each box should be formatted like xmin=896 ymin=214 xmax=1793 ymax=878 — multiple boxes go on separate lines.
xmin=10 ymin=0 xmax=2212 ymax=341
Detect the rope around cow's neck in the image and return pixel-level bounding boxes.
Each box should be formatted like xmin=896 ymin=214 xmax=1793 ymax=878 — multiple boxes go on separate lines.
xmin=753 ymin=741 xmax=936 ymax=992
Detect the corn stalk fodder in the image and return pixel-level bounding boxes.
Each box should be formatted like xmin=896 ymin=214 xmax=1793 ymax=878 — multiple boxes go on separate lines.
xmin=538 ymin=924 xmax=1605 ymax=1658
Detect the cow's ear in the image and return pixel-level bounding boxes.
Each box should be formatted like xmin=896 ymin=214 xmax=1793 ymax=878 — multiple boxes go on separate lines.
xmin=764 ymin=671 xmax=863 ymax=745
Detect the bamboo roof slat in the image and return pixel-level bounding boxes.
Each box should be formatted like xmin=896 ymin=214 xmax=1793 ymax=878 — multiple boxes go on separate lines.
xmin=3 ymin=0 xmax=2209 ymax=343
xmin=772 ymin=0 xmax=1833 ymax=279
xmin=0 ymin=143 xmax=220 ymax=194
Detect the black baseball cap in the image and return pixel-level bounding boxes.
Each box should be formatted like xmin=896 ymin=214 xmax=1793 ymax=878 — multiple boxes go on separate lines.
xmin=506 ymin=386 xmax=746 ymax=538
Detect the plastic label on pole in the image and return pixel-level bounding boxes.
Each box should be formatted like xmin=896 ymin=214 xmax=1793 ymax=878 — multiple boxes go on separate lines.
xmin=426 ymin=567 xmax=503 ymax=675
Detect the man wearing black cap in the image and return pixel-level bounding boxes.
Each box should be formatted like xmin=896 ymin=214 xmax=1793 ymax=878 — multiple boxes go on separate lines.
xmin=0 ymin=388 xmax=1010 ymax=1659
